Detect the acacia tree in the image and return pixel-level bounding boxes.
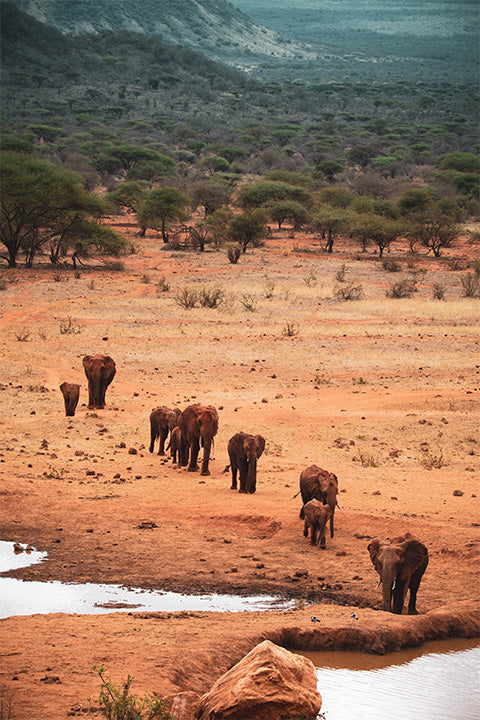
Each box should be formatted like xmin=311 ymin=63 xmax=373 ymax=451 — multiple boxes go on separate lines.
xmin=269 ymin=201 xmax=309 ymax=232
xmin=351 ymin=214 xmax=403 ymax=257
xmin=1 ymin=152 xmax=123 ymax=267
xmin=406 ymin=202 xmax=460 ymax=258
xmin=189 ymin=179 xmax=230 ymax=216
xmin=227 ymin=209 xmax=267 ymax=253
xmin=312 ymin=206 xmax=351 ymax=253
xmin=136 ymin=187 xmax=190 ymax=242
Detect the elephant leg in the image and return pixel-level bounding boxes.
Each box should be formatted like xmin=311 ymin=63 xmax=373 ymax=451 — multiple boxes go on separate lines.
xmin=158 ymin=427 xmax=168 ymax=455
xmin=149 ymin=423 xmax=157 ymax=454
xmin=230 ymin=464 xmax=238 ymax=490
xmin=303 ymin=520 xmax=309 ymax=538
xmin=310 ymin=523 xmax=317 ymax=546
xmin=319 ymin=524 xmax=326 ymax=549
xmin=188 ymin=437 xmax=200 ymax=471
xmin=407 ymin=567 xmax=426 ymax=614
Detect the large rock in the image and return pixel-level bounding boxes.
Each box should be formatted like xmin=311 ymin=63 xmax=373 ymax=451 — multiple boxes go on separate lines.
xmin=196 ymin=639 xmax=322 ymax=720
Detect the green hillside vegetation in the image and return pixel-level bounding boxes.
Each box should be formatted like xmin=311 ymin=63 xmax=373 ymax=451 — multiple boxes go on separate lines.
xmin=1 ymin=3 xmax=478 ymax=269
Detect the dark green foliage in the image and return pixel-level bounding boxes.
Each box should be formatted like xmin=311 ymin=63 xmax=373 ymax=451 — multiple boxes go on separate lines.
xmin=239 ymin=181 xmax=311 ymax=209
xmin=269 ymin=201 xmax=309 ymax=231
xmin=437 ymin=153 xmax=480 ymax=173
xmin=137 ymin=187 xmax=190 ymax=242
xmin=0 ymin=152 xmax=126 ymax=266
xmin=228 ymin=209 xmax=267 ymax=253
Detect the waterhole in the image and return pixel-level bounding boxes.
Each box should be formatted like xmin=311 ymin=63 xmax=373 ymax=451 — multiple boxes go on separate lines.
xmin=300 ymin=640 xmax=480 ymax=720
xmin=0 ymin=540 xmax=294 ymax=617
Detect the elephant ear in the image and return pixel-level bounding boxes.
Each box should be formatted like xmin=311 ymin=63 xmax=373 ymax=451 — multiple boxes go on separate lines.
xmin=367 ymin=537 xmax=384 ymax=565
xmin=82 ymin=355 xmax=92 ymax=368
xmin=255 ymin=435 xmax=265 ymax=458
xmin=398 ymin=539 xmax=428 ymax=578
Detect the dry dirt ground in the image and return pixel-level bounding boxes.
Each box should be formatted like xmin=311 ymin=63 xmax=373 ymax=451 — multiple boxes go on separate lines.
xmin=1 ymin=220 xmax=479 ymax=719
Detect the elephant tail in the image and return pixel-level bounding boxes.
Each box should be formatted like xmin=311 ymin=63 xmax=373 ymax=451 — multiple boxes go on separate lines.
xmin=292 ymin=490 xmax=301 ymax=499
xmin=223 ymin=464 xmax=231 ymax=474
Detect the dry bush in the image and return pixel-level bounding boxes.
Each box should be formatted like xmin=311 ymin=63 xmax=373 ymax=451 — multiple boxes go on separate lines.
xmin=382 ymin=259 xmax=401 ymax=273
xmin=156 ymin=276 xmax=170 ymax=294
xmin=432 ymin=283 xmax=447 ymax=300
xmin=14 ymin=328 xmax=30 ymax=342
xmin=335 ymin=264 xmax=348 ymax=282
xmin=281 ymin=322 xmax=300 ymax=337
xmin=226 ymin=244 xmax=241 ymax=264
xmin=59 ymin=317 xmax=81 ymax=335
xmin=174 ymin=287 xmax=198 ymax=309
xmin=386 ymin=277 xmax=417 ymax=298
xmin=334 ymin=283 xmax=363 ymax=300
xmin=461 ymin=273 xmax=480 ymax=298
xmin=198 ymin=285 xmax=225 ymax=308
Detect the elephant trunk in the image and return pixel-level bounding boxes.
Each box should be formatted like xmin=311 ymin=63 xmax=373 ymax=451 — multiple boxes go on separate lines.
xmin=382 ymin=571 xmax=394 ymax=612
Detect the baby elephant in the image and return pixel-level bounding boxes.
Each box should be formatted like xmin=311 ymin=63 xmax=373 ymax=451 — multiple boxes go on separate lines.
xmin=167 ymin=426 xmax=185 ymax=465
xmin=302 ymin=499 xmax=333 ymax=549
xmin=60 ymin=382 xmax=80 ymax=417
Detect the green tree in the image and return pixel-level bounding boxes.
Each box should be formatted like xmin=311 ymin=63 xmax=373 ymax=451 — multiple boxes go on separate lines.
xmin=137 ymin=187 xmax=190 ymax=242
xmin=437 ymin=153 xmax=480 ymax=173
xmin=1 ymin=152 xmax=119 ymax=267
xmin=351 ymin=214 xmax=403 ymax=257
xmin=406 ymin=201 xmax=460 ymax=258
xmin=312 ymin=206 xmax=351 ymax=253
xmin=107 ymin=181 xmax=148 ymax=213
xmin=238 ymin=181 xmax=311 ymax=209
xmin=269 ymin=201 xmax=309 ymax=231
xmin=189 ymin=179 xmax=229 ymax=216
xmin=95 ymin=145 xmax=175 ymax=178
xmin=315 ymin=161 xmax=344 ymax=183
xmin=228 ymin=209 xmax=267 ymax=253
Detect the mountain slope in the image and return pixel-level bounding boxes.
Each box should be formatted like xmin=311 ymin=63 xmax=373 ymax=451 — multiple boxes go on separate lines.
xmin=6 ymin=0 xmax=313 ymax=67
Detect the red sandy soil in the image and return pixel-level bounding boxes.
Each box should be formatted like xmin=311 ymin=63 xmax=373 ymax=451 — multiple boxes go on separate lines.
xmin=0 ymin=220 xmax=479 ymax=719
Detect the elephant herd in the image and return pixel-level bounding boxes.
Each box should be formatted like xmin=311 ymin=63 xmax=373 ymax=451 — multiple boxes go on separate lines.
xmin=59 ymin=354 xmax=429 ymax=615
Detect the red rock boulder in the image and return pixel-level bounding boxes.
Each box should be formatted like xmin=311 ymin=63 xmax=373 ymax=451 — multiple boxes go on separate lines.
xmin=196 ymin=639 xmax=322 ymax=720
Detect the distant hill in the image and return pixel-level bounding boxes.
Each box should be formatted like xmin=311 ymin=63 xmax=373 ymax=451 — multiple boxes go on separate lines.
xmin=6 ymin=0 xmax=313 ymax=68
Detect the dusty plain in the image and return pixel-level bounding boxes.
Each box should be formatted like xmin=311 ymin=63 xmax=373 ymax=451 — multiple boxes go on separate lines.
xmin=0 ymin=220 xmax=479 ymax=719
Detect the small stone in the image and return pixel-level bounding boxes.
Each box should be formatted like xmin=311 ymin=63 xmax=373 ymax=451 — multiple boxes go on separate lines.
xmin=128 ymin=448 xmax=137 ymax=455
xmin=452 ymin=489 xmax=464 ymax=497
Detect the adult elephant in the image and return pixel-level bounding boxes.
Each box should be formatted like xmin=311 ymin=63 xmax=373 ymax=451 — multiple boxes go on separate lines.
xmin=367 ymin=532 xmax=429 ymax=614
xmin=178 ymin=403 xmax=219 ymax=476
xmin=59 ymin=382 xmax=80 ymax=417
xmin=227 ymin=432 xmax=265 ymax=494
xmin=82 ymin=354 xmax=116 ymax=410
xmin=302 ymin=499 xmax=332 ymax=549
xmin=298 ymin=464 xmax=339 ymax=539
xmin=149 ymin=405 xmax=182 ymax=455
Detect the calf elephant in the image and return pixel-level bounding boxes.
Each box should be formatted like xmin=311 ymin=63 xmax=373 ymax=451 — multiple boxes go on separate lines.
xmin=298 ymin=464 xmax=339 ymax=539
xmin=149 ymin=406 xmax=182 ymax=455
xmin=82 ymin=354 xmax=116 ymax=410
xmin=367 ymin=532 xmax=429 ymax=614
xmin=302 ymin=499 xmax=332 ymax=549
xmin=178 ymin=403 xmax=219 ymax=476
xmin=227 ymin=432 xmax=265 ymax=494
xmin=59 ymin=382 xmax=80 ymax=417
xmin=166 ymin=426 xmax=186 ymax=465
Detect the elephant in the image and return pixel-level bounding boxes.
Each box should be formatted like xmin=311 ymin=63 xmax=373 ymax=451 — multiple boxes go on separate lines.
xmin=59 ymin=382 xmax=80 ymax=417
xmin=298 ymin=464 xmax=339 ymax=539
xmin=302 ymin=499 xmax=333 ymax=549
xmin=82 ymin=354 xmax=116 ymax=410
xmin=367 ymin=532 xmax=429 ymax=614
xmin=149 ymin=405 xmax=182 ymax=455
xmin=227 ymin=432 xmax=265 ymax=494
xmin=178 ymin=403 xmax=219 ymax=476
xmin=166 ymin=425 xmax=186 ymax=465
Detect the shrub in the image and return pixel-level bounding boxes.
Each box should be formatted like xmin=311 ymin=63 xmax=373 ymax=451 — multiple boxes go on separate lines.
xmin=419 ymin=448 xmax=447 ymax=469
xmin=174 ymin=287 xmax=198 ymax=309
xmin=141 ymin=274 xmax=151 ymax=284
xmin=156 ymin=276 xmax=170 ymax=293
xmin=357 ymin=448 xmax=379 ymax=467
xmin=461 ymin=273 xmax=480 ymax=298
xmin=14 ymin=328 xmax=30 ymax=342
xmin=303 ymin=271 xmax=317 ymax=287
xmin=198 ymin=285 xmax=225 ymax=308
xmin=226 ymin=244 xmax=241 ymax=264
xmin=281 ymin=322 xmax=300 ymax=337
xmin=93 ymin=665 xmax=174 ymax=720
xmin=386 ymin=278 xmax=417 ymax=298
xmin=382 ymin=259 xmax=401 ymax=273
xmin=432 ymin=283 xmax=447 ymax=300
xmin=102 ymin=260 xmax=125 ymax=272
xmin=335 ymin=263 xmax=348 ymax=282
xmin=59 ymin=317 xmax=81 ymax=335
xmin=334 ymin=283 xmax=363 ymax=300
xmin=240 ymin=293 xmax=257 ymax=312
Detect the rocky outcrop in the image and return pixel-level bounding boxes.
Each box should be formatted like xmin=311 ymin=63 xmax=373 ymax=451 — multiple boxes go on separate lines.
xmin=196 ymin=639 xmax=322 ymax=720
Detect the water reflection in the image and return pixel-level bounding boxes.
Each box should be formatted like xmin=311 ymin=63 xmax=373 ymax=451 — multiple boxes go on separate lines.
xmin=301 ymin=641 xmax=480 ymax=720
xmin=0 ymin=541 xmax=294 ymax=617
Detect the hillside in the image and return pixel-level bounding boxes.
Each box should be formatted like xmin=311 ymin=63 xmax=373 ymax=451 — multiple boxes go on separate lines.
xmin=6 ymin=0 xmax=313 ymax=68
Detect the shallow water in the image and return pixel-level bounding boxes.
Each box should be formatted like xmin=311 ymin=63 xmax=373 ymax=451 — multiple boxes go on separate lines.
xmin=0 ymin=540 xmax=294 ymax=617
xmin=301 ymin=640 xmax=480 ymax=720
